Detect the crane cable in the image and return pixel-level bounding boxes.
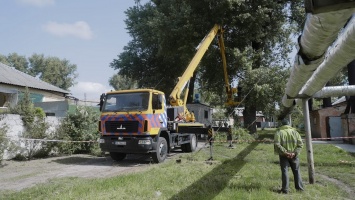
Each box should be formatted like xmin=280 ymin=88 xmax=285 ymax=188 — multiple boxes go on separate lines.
xmin=193 ymin=76 xmax=264 ymax=161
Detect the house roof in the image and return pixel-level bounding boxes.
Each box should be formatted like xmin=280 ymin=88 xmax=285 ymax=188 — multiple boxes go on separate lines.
xmin=0 ymin=62 xmax=69 ymax=95
xmin=332 ymin=96 xmax=346 ymax=106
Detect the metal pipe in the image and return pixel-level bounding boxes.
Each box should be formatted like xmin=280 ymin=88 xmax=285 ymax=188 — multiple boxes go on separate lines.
xmin=301 ymin=15 xmax=355 ymax=97
xmin=302 ymin=98 xmax=315 ymax=184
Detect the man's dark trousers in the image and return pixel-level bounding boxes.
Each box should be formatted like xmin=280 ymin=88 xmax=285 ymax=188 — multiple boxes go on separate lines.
xmin=279 ymin=155 xmax=304 ymax=193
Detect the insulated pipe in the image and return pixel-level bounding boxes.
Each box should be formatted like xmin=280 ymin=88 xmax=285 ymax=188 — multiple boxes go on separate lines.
xmin=282 ymin=54 xmax=323 ymax=107
xmin=300 ymin=9 xmax=355 ymax=60
xmin=289 ymin=85 xmax=355 ymax=99
xmin=312 ymin=85 xmax=355 ymax=98
xmin=284 ymin=9 xmax=355 ymax=103
xmin=293 ymin=86 xmax=355 ymax=108
xmin=300 ymin=15 xmax=355 ymax=97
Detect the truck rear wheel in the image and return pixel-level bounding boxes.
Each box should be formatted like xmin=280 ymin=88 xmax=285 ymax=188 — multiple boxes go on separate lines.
xmin=181 ymin=134 xmax=197 ymax=152
xmin=110 ymin=152 xmax=126 ymax=161
xmin=152 ymin=137 xmax=168 ymax=163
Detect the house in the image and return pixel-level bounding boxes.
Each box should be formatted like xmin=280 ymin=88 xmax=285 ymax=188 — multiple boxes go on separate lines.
xmin=0 ymin=62 xmax=70 ymax=115
xmin=310 ymin=97 xmax=347 ymax=139
xmin=234 ymin=107 xmax=266 ymax=127
xmin=186 ymin=102 xmax=213 ymax=126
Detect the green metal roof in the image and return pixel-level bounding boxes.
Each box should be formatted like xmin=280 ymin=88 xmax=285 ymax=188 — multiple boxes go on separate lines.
xmin=0 ymin=62 xmax=69 ymax=95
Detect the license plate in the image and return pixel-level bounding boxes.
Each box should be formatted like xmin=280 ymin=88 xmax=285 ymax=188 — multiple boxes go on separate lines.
xmin=114 ymin=141 xmax=126 ymax=145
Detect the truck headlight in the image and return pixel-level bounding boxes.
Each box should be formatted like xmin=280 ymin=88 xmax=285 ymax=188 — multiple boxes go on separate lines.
xmin=138 ymin=140 xmax=151 ymax=145
xmin=99 ymin=139 xmax=105 ymax=144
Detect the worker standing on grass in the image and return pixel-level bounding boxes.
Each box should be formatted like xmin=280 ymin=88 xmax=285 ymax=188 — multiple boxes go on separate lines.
xmin=227 ymin=125 xmax=234 ymax=148
xmin=274 ymin=119 xmax=304 ymax=194
xmin=207 ymin=125 xmax=214 ymax=160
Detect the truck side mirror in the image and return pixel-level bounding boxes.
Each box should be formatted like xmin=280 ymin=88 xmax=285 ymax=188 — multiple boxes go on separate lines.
xmin=99 ymin=93 xmax=106 ymax=111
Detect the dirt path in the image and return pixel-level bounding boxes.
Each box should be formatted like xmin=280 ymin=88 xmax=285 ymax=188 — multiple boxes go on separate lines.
xmin=317 ymin=173 xmax=355 ymax=199
xmin=0 ymin=153 xmax=163 ymax=191
xmin=0 ymin=142 xmax=205 ymax=192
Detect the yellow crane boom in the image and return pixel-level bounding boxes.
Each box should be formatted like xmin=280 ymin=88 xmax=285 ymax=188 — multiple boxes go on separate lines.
xmin=168 ymin=24 xmax=239 ymax=121
xmin=217 ymin=28 xmax=240 ymax=107
xmin=169 ymin=24 xmax=220 ymax=107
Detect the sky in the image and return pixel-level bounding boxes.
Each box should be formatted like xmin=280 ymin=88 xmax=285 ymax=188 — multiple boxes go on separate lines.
xmin=0 ymin=0 xmax=139 ymax=102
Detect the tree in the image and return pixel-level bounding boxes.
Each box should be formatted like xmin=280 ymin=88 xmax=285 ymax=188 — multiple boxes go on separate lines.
xmin=29 ymin=54 xmax=78 ymax=90
xmin=239 ymin=67 xmax=289 ymax=130
xmin=0 ymin=53 xmax=78 ymax=90
xmin=112 ymin=0 xmax=305 ymax=133
xmin=109 ymin=74 xmax=138 ymax=90
xmin=10 ymin=87 xmax=49 ymax=160
xmin=1 ymin=53 xmax=31 ymax=74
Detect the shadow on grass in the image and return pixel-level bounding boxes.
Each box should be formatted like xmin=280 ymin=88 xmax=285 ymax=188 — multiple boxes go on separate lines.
xmin=169 ymin=142 xmax=259 ymax=200
xmin=52 ymin=154 xmax=153 ymax=167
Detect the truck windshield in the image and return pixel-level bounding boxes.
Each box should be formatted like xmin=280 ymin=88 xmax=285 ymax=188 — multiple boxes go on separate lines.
xmin=103 ymin=92 xmax=150 ymax=112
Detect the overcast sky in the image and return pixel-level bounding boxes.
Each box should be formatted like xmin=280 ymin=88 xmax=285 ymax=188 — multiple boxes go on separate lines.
xmin=0 ymin=0 xmax=139 ymax=101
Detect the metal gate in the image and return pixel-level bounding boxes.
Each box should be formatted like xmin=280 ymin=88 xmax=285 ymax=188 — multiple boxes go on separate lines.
xmin=328 ymin=116 xmax=343 ymax=139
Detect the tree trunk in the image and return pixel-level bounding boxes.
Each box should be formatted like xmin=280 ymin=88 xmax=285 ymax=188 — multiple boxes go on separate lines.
xmin=243 ymin=103 xmax=257 ymax=134
xmin=323 ymin=98 xmax=332 ymax=108
xmin=347 ymin=60 xmax=355 ymax=113
xmin=187 ymin=73 xmax=196 ymax=104
xmin=242 ymin=41 xmax=261 ymax=134
xmin=308 ymin=98 xmax=313 ymax=111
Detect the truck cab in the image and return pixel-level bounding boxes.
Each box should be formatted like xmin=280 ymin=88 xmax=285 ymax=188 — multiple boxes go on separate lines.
xmin=99 ymin=89 xmax=170 ymax=162
xmin=99 ymin=89 xmax=202 ymax=163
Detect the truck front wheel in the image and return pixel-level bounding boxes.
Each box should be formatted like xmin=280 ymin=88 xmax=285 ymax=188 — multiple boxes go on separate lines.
xmin=152 ymin=137 xmax=168 ymax=163
xmin=110 ymin=152 xmax=126 ymax=161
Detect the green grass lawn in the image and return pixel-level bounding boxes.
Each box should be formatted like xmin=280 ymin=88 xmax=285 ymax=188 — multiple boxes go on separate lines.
xmin=1 ymin=129 xmax=354 ymax=200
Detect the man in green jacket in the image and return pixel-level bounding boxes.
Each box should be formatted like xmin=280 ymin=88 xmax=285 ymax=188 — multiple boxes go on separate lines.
xmin=274 ymin=119 xmax=304 ymax=194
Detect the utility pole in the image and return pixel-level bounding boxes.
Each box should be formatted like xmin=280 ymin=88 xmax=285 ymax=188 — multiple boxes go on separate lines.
xmin=302 ymin=98 xmax=315 ymax=184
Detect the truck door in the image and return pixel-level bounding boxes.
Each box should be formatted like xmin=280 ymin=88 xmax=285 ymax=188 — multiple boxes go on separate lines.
xmin=152 ymin=93 xmax=167 ymax=128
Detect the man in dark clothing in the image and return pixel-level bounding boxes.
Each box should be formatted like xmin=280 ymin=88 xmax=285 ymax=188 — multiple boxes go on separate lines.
xmin=274 ymin=119 xmax=304 ymax=194
xmin=227 ymin=125 xmax=234 ymax=148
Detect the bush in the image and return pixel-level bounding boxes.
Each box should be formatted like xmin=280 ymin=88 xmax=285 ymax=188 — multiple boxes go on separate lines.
xmin=0 ymin=125 xmax=9 ymax=163
xmin=235 ymin=128 xmax=256 ymax=142
xmin=0 ymin=123 xmax=21 ymax=162
xmin=54 ymin=106 xmax=100 ymax=155
xmin=9 ymin=88 xmax=50 ymax=160
xmin=13 ymin=153 xmax=27 ymax=161
xmin=32 ymin=143 xmax=52 ymax=159
xmin=214 ymin=127 xmax=254 ymax=142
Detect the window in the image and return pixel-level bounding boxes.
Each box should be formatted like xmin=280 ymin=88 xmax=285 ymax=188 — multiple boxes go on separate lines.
xmin=152 ymin=94 xmax=162 ymax=110
xmin=204 ymin=110 xmax=209 ymax=119
xmin=103 ymin=92 xmax=149 ymax=112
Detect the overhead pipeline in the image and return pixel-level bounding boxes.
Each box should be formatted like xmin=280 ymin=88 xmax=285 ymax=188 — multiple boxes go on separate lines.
xmin=283 ymin=9 xmax=355 ymax=107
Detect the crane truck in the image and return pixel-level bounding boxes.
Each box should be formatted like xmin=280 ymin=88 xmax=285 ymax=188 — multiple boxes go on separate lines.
xmin=98 ymin=24 xmax=236 ymax=163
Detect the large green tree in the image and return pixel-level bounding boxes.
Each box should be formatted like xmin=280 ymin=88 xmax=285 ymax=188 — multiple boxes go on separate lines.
xmin=0 ymin=53 xmax=78 ymax=90
xmin=111 ymin=0 xmax=304 ymax=133
xmin=0 ymin=53 xmax=30 ymax=74
xmin=109 ymin=74 xmax=137 ymax=90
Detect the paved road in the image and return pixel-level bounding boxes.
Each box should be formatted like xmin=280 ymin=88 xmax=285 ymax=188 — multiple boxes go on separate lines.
xmin=312 ymin=141 xmax=355 ymax=153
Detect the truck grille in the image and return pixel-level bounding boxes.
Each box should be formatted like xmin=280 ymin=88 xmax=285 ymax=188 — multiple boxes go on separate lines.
xmin=105 ymin=121 xmax=139 ymax=133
